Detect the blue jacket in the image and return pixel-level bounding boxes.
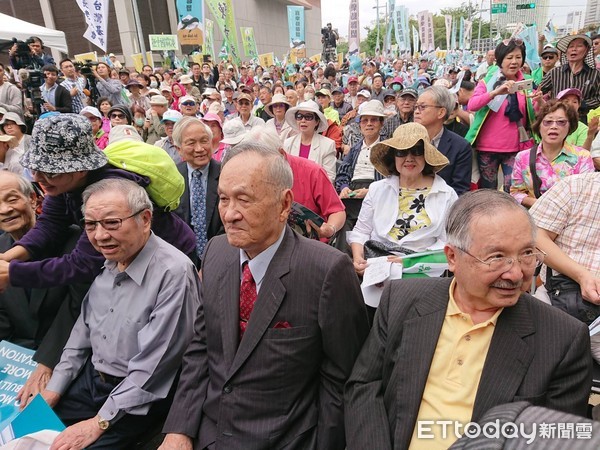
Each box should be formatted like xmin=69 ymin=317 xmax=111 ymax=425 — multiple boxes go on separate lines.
xmin=335 ymin=140 xmax=385 ymax=193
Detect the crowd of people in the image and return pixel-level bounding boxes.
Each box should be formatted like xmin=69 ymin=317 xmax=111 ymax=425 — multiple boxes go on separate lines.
xmin=0 ymin=31 xmax=599 ymax=449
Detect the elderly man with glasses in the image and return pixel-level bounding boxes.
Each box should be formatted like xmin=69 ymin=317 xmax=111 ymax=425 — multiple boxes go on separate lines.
xmin=345 ymin=189 xmax=592 ymax=450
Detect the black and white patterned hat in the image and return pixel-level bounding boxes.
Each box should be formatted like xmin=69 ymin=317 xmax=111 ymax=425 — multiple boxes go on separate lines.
xmin=20 ymin=114 xmax=108 ymax=174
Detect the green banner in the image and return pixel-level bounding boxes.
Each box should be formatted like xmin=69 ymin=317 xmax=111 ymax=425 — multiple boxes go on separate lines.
xmin=240 ymin=27 xmax=258 ymax=59
xmin=206 ymin=0 xmax=241 ymax=64
xmin=205 ymin=19 xmax=215 ymax=60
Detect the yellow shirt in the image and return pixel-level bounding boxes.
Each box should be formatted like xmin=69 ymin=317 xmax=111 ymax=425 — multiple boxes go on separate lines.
xmin=408 ymin=279 xmax=503 ymax=450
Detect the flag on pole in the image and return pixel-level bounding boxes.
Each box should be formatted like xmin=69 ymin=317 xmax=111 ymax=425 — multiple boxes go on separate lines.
xmin=444 ymin=15 xmax=452 ymax=51
xmin=459 ymin=17 xmax=465 ymax=50
xmin=464 ymin=19 xmax=473 ymax=50
xmin=206 ymin=0 xmax=241 ymax=64
xmin=348 ymin=0 xmax=360 ymax=55
xmin=543 ymin=18 xmax=557 ymax=43
xmin=205 ymin=19 xmax=215 ymax=60
xmin=76 ymin=0 xmax=109 ymax=51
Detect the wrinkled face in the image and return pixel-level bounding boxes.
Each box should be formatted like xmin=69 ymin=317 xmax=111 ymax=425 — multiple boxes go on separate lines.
xmin=348 ymin=81 xmax=359 ymax=95
xmin=359 ymin=115 xmax=383 ymax=141
xmin=84 ymin=190 xmax=151 ymax=269
xmin=486 ymin=50 xmax=495 ymax=65
xmin=372 ymin=76 xmax=383 ymax=90
xmin=500 ymin=48 xmax=524 ymax=78
xmin=259 ymin=88 xmax=272 ymax=105
xmin=163 ymin=120 xmax=176 ymax=138
xmin=285 ymin=90 xmax=298 ymax=106
xmin=446 ymin=210 xmax=536 ymax=312
xmin=0 ymin=175 xmax=36 ymax=236
xmin=178 ymin=122 xmax=213 ymax=169
xmin=332 ymin=92 xmax=344 ymax=105
xmin=31 ymin=171 xmax=87 ymax=197
xmin=413 ymin=91 xmax=445 ymax=128
xmin=218 ymin=153 xmax=291 ymax=259
xmin=566 ymin=38 xmax=589 ymax=63
xmin=151 ymin=104 xmax=167 ymax=116
xmin=397 ymin=94 xmax=416 ymax=115
xmin=44 ymin=70 xmax=58 ymax=86
xmin=83 ymin=113 xmax=102 ymax=134
xmin=540 ymin=107 xmax=570 ymax=146
xmin=180 ymin=100 xmax=198 ymax=116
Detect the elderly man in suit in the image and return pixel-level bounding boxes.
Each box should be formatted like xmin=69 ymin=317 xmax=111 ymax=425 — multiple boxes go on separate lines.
xmin=172 ymin=116 xmax=223 ymax=264
xmin=159 ymin=141 xmax=370 ymax=450
xmin=413 ymin=86 xmax=472 ymax=195
xmin=345 ymin=189 xmax=592 ymax=450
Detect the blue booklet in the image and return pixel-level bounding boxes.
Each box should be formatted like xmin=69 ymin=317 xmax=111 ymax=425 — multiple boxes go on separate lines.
xmin=0 ymin=394 xmax=65 ymax=444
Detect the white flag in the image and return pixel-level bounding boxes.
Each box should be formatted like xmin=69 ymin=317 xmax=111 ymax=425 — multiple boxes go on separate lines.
xmin=76 ymin=0 xmax=109 ymax=51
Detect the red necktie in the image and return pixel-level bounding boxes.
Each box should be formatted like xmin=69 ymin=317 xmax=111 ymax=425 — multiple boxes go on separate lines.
xmin=239 ymin=262 xmax=257 ymax=339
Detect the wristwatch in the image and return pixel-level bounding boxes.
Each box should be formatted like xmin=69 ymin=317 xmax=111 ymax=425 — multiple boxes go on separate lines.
xmin=97 ymin=416 xmax=110 ymax=430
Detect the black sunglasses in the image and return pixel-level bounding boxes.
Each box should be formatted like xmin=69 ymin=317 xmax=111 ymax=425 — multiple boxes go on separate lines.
xmin=110 ymin=113 xmax=125 ymax=119
xmin=295 ymin=112 xmax=316 ymax=121
xmin=394 ymin=147 xmax=425 ymax=158
xmin=542 ymin=55 xmax=556 ymax=60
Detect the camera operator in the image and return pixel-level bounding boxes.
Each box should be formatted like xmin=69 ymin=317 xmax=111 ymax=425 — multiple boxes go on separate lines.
xmin=9 ymin=37 xmax=55 ymax=71
xmin=321 ymin=23 xmax=339 ymax=63
xmin=40 ymin=65 xmax=71 ymax=113
xmin=92 ymin=62 xmax=129 ymax=106
xmin=0 ymin=63 xmax=23 ymax=118
xmin=59 ymin=59 xmax=88 ymax=114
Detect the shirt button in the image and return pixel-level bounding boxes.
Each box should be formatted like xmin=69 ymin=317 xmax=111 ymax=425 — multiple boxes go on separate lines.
xmin=103 ymin=335 xmax=107 ymax=339
xmin=457 ymin=359 xmax=464 ymax=366
xmin=109 ymin=308 xmax=114 ymax=313
xmin=223 ymin=385 xmax=233 ymax=394
xmin=465 ymin=335 xmax=471 ymax=341
xmin=99 ymin=359 xmax=104 ymax=364
xmin=116 ymin=282 xmax=121 ymax=287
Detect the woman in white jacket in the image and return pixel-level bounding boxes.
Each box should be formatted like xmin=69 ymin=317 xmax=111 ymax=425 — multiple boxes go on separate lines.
xmin=347 ymin=122 xmax=458 ymax=276
xmin=283 ymin=100 xmax=336 ymax=182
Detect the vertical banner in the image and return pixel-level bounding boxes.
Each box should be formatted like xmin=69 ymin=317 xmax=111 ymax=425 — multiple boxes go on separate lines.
xmin=240 ymin=27 xmax=258 ymax=59
xmin=426 ymin=12 xmax=435 ymax=52
xmin=395 ymin=7 xmax=407 ymax=53
xmin=444 ymin=15 xmax=452 ymax=51
xmin=175 ymin=0 xmax=204 ymax=47
xmin=464 ymin=20 xmax=473 ymax=50
xmin=385 ymin=0 xmax=395 ymax=55
xmin=459 ymin=17 xmax=465 ymax=50
xmin=76 ymin=0 xmax=109 ymax=51
xmin=417 ymin=11 xmax=428 ymax=55
xmin=348 ymin=0 xmax=360 ymax=55
xmin=205 ymin=19 xmax=215 ymax=60
xmin=412 ymin=25 xmax=420 ymax=56
xmin=403 ymin=8 xmax=410 ymax=54
xmin=451 ymin=16 xmax=457 ymax=50
xmin=517 ymin=24 xmax=541 ymax=70
xmin=206 ymin=0 xmax=241 ymax=64
xmin=287 ymin=6 xmax=306 ymax=49
xmin=543 ymin=19 xmax=557 ymax=43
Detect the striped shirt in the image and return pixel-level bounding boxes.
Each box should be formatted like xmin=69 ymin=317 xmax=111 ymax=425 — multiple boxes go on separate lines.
xmin=60 ymin=76 xmax=88 ymax=113
xmin=538 ymin=64 xmax=600 ymax=115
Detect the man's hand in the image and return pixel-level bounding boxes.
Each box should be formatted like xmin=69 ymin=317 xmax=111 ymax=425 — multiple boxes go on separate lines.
xmin=17 ymin=363 xmax=52 ymax=409
xmin=587 ymin=116 xmax=599 ymax=137
xmin=43 ymin=102 xmax=56 ymax=111
xmin=0 ymin=260 xmax=10 ymax=292
xmin=70 ymin=87 xmax=79 ymax=97
xmin=158 ymin=433 xmax=193 ymax=450
xmin=41 ymin=388 xmax=61 ymax=408
xmin=50 ymin=417 xmax=105 ymax=450
xmin=339 ymin=187 xmax=352 ymax=199
xmin=577 ymin=273 xmax=600 ymax=304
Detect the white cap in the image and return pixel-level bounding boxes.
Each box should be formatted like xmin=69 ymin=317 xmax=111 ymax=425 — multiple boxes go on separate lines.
xmin=80 ymin=106 xmax=102 ymax=119
xmin=161 ymin=109 xmax=183 ymax=123
xmin=108 ymin=125 xmax=143 ymax=144
xmin=358 ymin=100 xmax=386 ymax=118
xmin=357 ymin=90 xmax=371 ymax=99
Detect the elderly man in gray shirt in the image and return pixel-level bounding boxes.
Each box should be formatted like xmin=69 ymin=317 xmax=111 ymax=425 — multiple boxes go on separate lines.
xmin=41 ymin=178 xmax=200 ymax=450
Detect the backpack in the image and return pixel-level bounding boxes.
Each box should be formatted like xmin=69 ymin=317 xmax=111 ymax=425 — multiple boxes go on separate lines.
xmin=104 ymin=140 xmax=184 ymax=211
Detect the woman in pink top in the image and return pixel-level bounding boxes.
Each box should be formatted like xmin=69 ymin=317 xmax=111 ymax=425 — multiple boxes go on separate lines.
xmin=466 ymin=38 xmax=535 ymax=191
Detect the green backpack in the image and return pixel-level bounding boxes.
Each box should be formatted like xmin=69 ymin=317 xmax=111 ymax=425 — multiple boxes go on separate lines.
xmin=104 ymin=140 xmax=184 ymax=211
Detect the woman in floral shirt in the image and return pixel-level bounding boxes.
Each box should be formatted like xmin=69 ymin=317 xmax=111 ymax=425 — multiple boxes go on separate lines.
xmin=511 ymin=100 xmax=594 ymax=208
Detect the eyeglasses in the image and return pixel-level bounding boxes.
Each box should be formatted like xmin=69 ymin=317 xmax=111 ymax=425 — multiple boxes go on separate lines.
xmin=237 ymin=100 xmax=251 ymax=106
xmin=81 ymin=209 xmax=145 ymax=232
xmin=501 ymin=38 xmax=524 ymax=47
xmin=413 ymin=104 xmax=443 ymax=112
xmin=542 ymin=119 xmax=569 ymax=128
xmin=458 ymin=247 xmax=546 ymax=272
xmin=272 ymin=103 xmax=287 ymax=109
xmin=181 ymin=102 xmax=196 ymax=106
xmin=295 ymin=112 xmax=316 ymax=121
xmin=359 ymin=117 xmax=382 ymax=124
xmin=542 ymin=55 xmax=557 ymax=60
xmin=110 ymin=113 xmax=125 ymax=119
xmin=394 ymin=147 xmax=425 ymax=158
xmin=31 ymin=169 xmax=60 ymax=180
xmin=384 ymin=97 xmax=396 ymax=103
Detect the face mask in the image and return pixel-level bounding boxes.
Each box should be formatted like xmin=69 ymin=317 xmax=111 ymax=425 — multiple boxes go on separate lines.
xmin=150 ymin=81 xmax=158 ymax=88
xmin=385 ymin=105 xmax=396 ymax=113
xmin=392 ymin=84 xmax=402 ymax=92
xmin=135 ymin=118 xmax=145 ymax=126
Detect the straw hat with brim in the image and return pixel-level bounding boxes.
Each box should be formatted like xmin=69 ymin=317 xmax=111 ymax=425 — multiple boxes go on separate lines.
xmin=556 ymin=34 xmax=596 ymax=69
xmin=20 ymin=114 xmax=107 ymax=174
xmin=284 ymin=100 xmax=328 ymax=133
xmin=0 ymin=135 xmax=16 ymax=147
xmin=370 ymin=123 xmax=449 ymax=176
xmin=265 ymin=93 xmax=291 ymax=117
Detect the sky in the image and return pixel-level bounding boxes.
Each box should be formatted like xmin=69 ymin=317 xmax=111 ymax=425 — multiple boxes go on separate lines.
xmin=321 ymin=0 xmax=591 ymax=39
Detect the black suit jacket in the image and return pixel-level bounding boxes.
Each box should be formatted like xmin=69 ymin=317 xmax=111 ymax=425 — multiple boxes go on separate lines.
xmin=345 ymin=278 xmax=592 ymax=450
xmin=435 ymin=128 xmax=472 ymax=195
xmin=163 ymin=228 xmax=370 ymax=449
xmin=0 ymin=227 xmax=90 ymax=367
xmin=51 ymin=84 xmax=73 ymax=113
xmin=174 ymin=159 xmax=223 ymax=249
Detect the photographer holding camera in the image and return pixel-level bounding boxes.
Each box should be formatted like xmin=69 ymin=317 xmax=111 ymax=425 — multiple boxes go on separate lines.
xmin=321 ymin=23 xmax=338 ymax=63
xmin=9 ymin=37 xmax=55 ymax=71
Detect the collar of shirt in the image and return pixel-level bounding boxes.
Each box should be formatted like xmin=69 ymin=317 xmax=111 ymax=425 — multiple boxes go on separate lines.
xmin=42 ymin=83 xmax=57 ymax=93
xmin=447 ymin=278 xmax=503 ymax=327
xmin=239 ymin=227 xmax=286 ymax=292
xmin=361 ymin=138 xmax=380 ymax=151
xmin=104 ymin=232 xmax=158 ymax=286
xmin=431 ymin=128 xmax=444 ymax=148
xmin=537 ymin=143 xmax=578 ymax=164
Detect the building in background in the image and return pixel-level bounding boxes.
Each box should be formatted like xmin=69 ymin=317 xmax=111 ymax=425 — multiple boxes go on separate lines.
xmin=493 ymin=0 xmax=549 ymax=32
xmin=0 ymin=0 xmax=322 ymax=67
xmin=585 ymin=0 xmax=600 ymax=28
xmin=565 ymin=11 xmax=585 ymax=33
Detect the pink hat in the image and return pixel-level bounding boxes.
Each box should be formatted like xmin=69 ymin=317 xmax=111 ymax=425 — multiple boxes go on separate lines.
xmin=556 ymin=88 xmax=582 ymax=100
xmin=391 ymin=77 xmax=403 ymax=85
xmin=201 ymin=113 xmax=223 ymax=132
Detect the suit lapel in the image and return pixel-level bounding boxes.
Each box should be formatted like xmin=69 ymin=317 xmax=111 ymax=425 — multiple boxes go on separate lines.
xmin=220 ymin=253 xmax=241 ymax=370
xmin=178 ymin=162 xmax=191 ymax=223
xmin=227 ymin=229 xmax=294 ymax=379
xmin=472 ymin=298 xmax=535 ymax=420
xmin=205 ymin=160 xmax=220 ymax=232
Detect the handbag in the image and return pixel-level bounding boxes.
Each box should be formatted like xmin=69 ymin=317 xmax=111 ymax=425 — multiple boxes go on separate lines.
xmin=528 ymin=145 xmax=542 ymax=199
xmin=363 ymin=240 xmax=415 ymax=259
xmin=544 ymin=268 xmax=600 ymax=325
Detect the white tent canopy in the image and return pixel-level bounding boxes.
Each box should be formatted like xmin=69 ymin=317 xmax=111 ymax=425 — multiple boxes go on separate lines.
xmin=0 ymin=13 xmax=68 ymax=54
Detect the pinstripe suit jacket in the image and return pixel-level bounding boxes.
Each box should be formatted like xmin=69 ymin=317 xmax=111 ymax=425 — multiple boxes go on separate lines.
xmin=163 ymin=227 xmax=370 ymax=449
xmin=345 ymin=278 xmax=592 ymax=450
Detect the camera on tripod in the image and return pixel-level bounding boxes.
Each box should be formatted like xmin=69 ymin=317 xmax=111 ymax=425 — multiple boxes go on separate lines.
xmin=74 ymin=60 xmax=97 ymax=77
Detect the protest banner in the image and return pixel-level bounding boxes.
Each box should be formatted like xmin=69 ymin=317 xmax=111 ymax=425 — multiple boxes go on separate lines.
xmin=74 ymin=51 xmax=98 ymax=63
xmin=337 ymin=52 xmax=344 ymax=66
xmin=175 ymin=0 xmax=204 ymax=47
xmin=309 ymin=53 xmax=321 ymax=63
xmin=240 ymin=27 xmax=259 ymax=60
xmin=348 ymin=0 xmax=360 ymax=55
xmin=149 ymin=34 xmax=179 ymax=51
xmin=0 ymin=341 xmax=37 ymax=430
xmin=76 ymin=0 xmax=108 ymax=51
xmin=258 ymin=52 xmax=274 ymax=68
xmin=205 ymin=19 xmax=215 ymax=60
xmin=206 ymin=0 xmax=241 ymax=64
xmin=131 ymin=52 xmax=154 ymax=72
xmin=287 ymin=6 xmax=305 ymax=49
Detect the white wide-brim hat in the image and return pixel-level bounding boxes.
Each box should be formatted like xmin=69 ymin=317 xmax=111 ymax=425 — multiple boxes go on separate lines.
xmin=284 ymin=100 xmax=328 ymax=133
